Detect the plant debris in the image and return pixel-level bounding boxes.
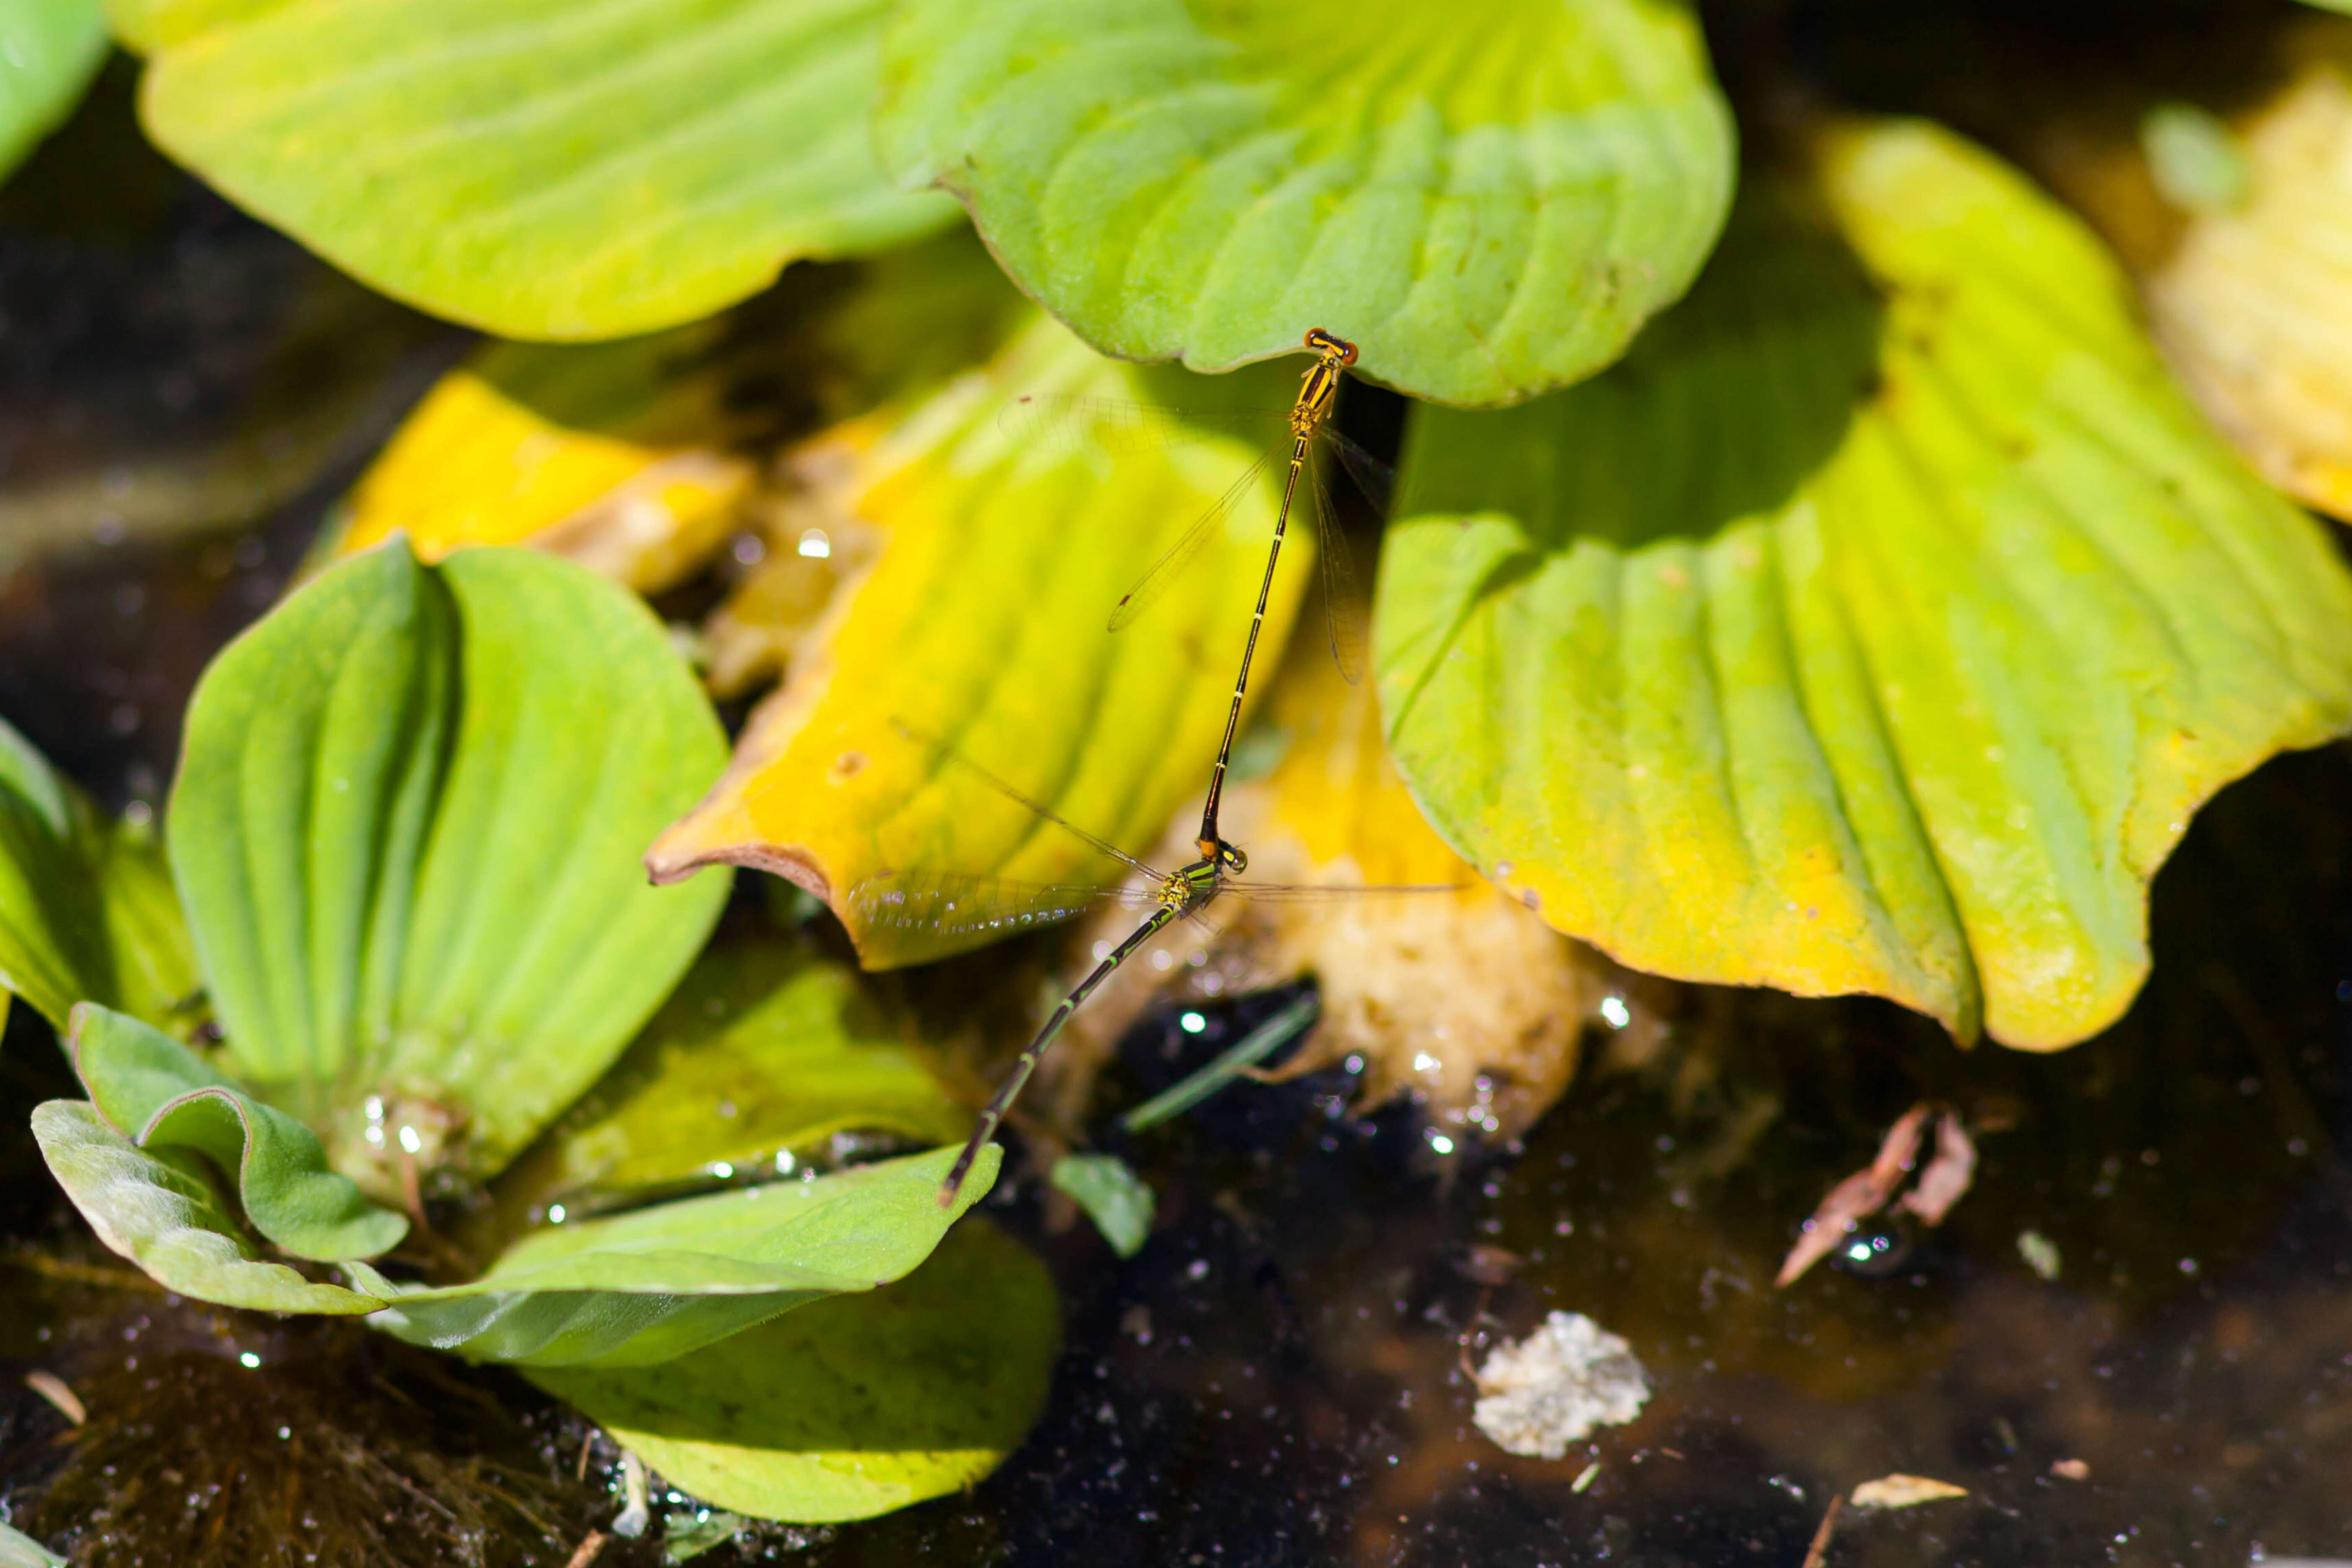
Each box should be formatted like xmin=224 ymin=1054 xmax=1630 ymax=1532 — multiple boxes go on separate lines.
xmin=1849 ymin=1473 xmax=1970 ymax=1510
xmin=1470 ymin=1312 xmax=1650 ymax=1460
xmin=19 ymin=1372 xmax=82 ymax=1426
xmin=1777 ymin=1105 xmax=1979 ymax=1286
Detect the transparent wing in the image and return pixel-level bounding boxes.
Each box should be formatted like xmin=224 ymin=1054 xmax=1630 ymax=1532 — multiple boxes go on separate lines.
xmin=1107 ymin=452 xmax=1275 ymax=633
xmin=998 ymin=395 xmax=1292 ymax=458
xmin=1307 ymin=460 xmax=1369 ymax=686
xmin=1322 ymin=428 xmax=1393 ymax=516
xmin=1221 ymin=879 xmax=1473 ymax=901
xmin=844 ymin=873 xmax=1153 ymax=942
xmin=890 ymin=717 xmax=1159 ymax=880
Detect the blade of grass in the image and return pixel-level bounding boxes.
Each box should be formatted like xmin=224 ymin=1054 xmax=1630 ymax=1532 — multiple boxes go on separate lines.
xmin=1119 ymin=993 xmax=1319 ymax=1134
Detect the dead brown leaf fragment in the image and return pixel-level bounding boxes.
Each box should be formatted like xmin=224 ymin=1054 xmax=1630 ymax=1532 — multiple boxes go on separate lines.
xmin=1800 ymin=1494 xmax=1843 ymax=1568
xmin=1777 ymin=1105 xmax=1977 ymax=1286
xmin=1849 ymin=1473 xmax=1968 ymax=1510
xmin=1775 ymin=1105 xmax=1927 ymax=1287
xmin=24 ymin=1368 xmax=85 ymax=1424
xmin=1897 ymin=1112 xmax=1979 ymax=1225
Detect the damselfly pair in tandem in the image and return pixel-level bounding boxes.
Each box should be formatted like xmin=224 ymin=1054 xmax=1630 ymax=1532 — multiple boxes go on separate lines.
xmin=860 ymin=330 xmax=1458 ymax=1206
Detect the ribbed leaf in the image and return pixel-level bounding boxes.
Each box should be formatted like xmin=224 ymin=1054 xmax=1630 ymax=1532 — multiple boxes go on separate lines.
xmin=876 ymin=0 xmax=1734 ymax=405
xmin=0 ymin=717 xmax=197 ymax=1033
xmin=1377 ymin=119 xmax=2352 ymax=1047
xmin=126 ymin=0 xmax=959 ymax=336
xmin=646 ymin=315 xmax=1308 ymax=968
xmin=169 ymin=541 xmax=730 ymax=1187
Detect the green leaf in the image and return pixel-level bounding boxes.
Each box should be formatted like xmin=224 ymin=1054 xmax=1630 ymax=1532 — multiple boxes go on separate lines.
xmin=68 ymin=1003 xmax=407 ymax=1261
xmin=875 ymin=0 xmax=1734 ymax=406
xmin=125 ymin=0 xmax=960 ymax=338
xmin=2140 ymin=103 xmax=2249 ymax=216
xmin=1 ymin=0 xmax=107 ymax=182
xmin=361 ymin=1143 xmax=999 ymax=1368
xmin=0 ymin=1516 xmax=67 ymax=1567
xmin=0 ymin=716 xmax=198 ymax=1032
xmin=1375 ymin=118 xmax=2352 ymax=1048
xmin=661 ymin=1510 xmax=748 ymax=1563
xmin=515 ymin=941 xmax=970 ymax=1206
xmin=31 ymin=1100 xmax=387 ymax=1314
xmin=168 ymin=541 xmax=730 ymax=1187
xmin=1049 ymin=1152 xmax=1152 ymax=1257
xmin=528 ymin=1216 xmax=1057 ymax=1524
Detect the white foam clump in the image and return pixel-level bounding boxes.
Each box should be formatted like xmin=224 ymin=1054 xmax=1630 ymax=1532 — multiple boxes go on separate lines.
xmin=1472 ymin=1310 xmax=1651 ymax=1460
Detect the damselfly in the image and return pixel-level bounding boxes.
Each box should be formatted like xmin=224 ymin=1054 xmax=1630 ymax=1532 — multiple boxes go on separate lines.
xmin=852 ymin=721 xmax=1458 ymax=1206
xmin=1003 ymin=329 xmax=1386 ymax=863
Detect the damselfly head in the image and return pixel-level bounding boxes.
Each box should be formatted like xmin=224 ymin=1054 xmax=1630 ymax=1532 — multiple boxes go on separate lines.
xmin=1303 ymin=327 xmax=1358 ymax=366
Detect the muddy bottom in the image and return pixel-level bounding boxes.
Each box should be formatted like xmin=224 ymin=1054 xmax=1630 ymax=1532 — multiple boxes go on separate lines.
xmin=5 ymin=743 xmax=2347 ymax=1567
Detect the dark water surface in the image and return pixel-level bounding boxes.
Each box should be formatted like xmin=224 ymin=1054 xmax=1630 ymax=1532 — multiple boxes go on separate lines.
xmin=5 ymin=31 xmax=2352 ymax=1568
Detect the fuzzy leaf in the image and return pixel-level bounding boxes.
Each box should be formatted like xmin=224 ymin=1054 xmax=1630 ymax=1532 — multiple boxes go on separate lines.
xmin=527 ymin=1216 xmax=1057 ymax=1523
xmin=513 ymin=941 xmax=970 ymax=1207
xmin=31 ymin=1100 xmax=387 ymax=1314
xmin=126 ymin=0 xmax=959 ymax=337
xmin=69 ymin=1003 xmax=407 ymax=1261
xmin=168 ymin=541 xmax=730 ymax=1188
xmin=645 ymin=315 xmax=1309 ymax=968
xmin=361 ymin=1143 xmax=998 ymax=1368
xmin=0 ymin=1515 xmax=67 ymax=1566
xmin=1376 ymin=119 xmax=2352 ymax=1047
xmin=1 ymin=0 xmax=107 ymax=182
xmin=875 ymin=0 xmax=1734 ymax=406
xmin=0 ymin=717 xmax=198 ymax=1032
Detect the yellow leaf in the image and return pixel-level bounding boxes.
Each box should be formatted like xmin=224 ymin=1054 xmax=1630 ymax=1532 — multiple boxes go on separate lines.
xmin=2144 ymin=36 xmax=2352 ymax=520
xmin=1036 ymin=621 xmax=1611 ymax=1143
xmin=646 ymin=315 xmax=1310 ymax=969
xmin=338 ymin=328 xmax=753 ymax=593
xmin=1224 ymin=633 xmax=1602 ymax=1140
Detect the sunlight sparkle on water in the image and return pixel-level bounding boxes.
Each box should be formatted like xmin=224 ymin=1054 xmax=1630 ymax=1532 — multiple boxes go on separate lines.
xmin=797 ymin=528 xmax=832 ymax=559
xmin=1179 ymin=1011 xmax=1206 ymax=1034
xmin=1599 ymin=995 xmax=1631 ymax=1029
